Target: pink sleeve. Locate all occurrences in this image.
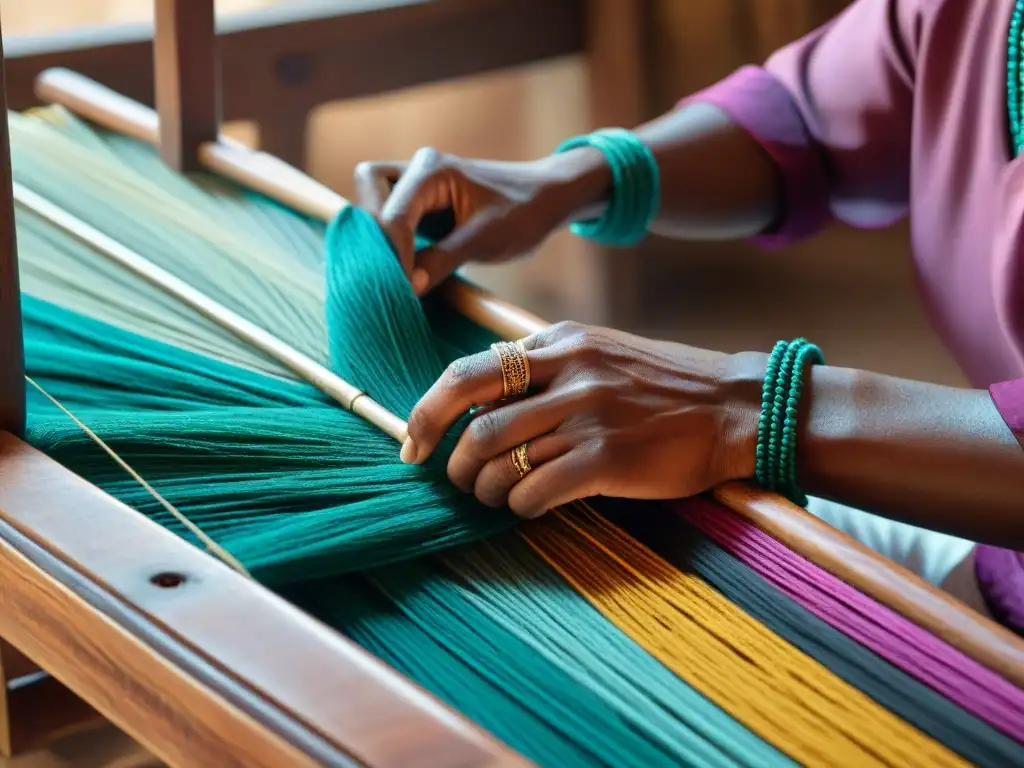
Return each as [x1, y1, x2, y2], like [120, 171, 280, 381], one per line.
[990, 379, 1024, 451]
[685, 0, 925, 247]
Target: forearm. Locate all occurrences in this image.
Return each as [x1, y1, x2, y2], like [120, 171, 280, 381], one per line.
[637, 104, 782, 240]
[544, 103, 782, 241]
[799, 365, 1024, 547]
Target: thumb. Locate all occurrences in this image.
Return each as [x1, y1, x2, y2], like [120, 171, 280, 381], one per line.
[379, 148, 448, 282]
[411, 243, 467, 295]
[413, 208, 510, 295]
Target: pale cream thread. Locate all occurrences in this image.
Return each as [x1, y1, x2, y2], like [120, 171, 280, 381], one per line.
[25, 375, 250, 577]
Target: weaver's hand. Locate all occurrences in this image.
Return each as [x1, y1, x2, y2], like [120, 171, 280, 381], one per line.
[355, 147, 610, 296]
[401, 322, 766, 518]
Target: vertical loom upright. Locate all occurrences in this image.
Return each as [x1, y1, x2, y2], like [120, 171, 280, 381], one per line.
[0, 8, 22, 438]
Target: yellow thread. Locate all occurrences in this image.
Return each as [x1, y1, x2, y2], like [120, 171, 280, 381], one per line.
[521, 504, 968, 768]
[26, 376, 250, 577]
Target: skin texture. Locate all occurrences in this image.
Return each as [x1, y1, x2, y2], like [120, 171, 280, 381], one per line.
[356, 103, 1024, 545]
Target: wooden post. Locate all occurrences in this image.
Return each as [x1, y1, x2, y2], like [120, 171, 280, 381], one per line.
[0, 8, 25, 439]
[585, 0, 650, 328]
[154, 0, 220, 172]
[258, 112, 309, 170]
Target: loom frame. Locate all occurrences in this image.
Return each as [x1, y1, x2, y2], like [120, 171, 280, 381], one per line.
[2, 0, 595, 169]
[3, 0, 648, 328]
[0, 1, 1023, 766]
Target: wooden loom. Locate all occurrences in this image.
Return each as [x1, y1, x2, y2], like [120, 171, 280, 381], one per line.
[0, 2, 1022, 766]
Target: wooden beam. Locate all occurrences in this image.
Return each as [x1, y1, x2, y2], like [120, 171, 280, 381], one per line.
[154, 0, 220, 172]
[257, 111, 309, 171]
[0, 512, 324, 767]
[583, 0, 651, 327]
[0, 432, 523, 767]
[6, 0, 585, 119]
[0, 10, 24, 438]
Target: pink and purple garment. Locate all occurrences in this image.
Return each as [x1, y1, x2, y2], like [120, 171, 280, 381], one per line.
[686, 0, 1024, 628]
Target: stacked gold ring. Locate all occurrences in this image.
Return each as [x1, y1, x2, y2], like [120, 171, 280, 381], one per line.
[510, 443, 532, 479]
[490, 339, 531, 398]
[490, 340, 534, 479]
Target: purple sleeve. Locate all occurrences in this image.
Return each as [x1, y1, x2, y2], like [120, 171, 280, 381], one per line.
[990, 379, 1024, 451]
[975, 380, 1024, 632]
[684, 0, 925, 247]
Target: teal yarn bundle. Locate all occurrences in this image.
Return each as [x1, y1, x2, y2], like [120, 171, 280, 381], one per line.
[24, 208, 518, 584]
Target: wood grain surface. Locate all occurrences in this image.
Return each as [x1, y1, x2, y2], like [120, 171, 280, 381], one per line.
[0, 432, 526, 767]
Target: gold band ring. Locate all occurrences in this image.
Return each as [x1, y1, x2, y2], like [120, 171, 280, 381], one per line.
[491, 339, 531, 398]
[510, 442, 532, 479]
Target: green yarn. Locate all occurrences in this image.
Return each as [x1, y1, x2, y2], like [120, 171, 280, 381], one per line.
[292, 534, 793, 768]
[25, 285, 513, 582]
[15, 108, 795, 766]
[555, 128, 660, 246]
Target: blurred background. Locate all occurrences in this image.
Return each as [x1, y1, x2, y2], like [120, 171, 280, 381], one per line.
[0, 0, 966, 764]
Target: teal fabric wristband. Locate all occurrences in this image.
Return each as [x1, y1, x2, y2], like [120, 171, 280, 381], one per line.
[554, 128, 660, 246]
[754, 338, 823, 507]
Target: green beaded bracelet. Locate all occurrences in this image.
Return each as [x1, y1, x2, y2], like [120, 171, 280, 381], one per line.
[754, 338, 823, 507]
[553, 128, 660, 247]
[755, 341, 787, 488]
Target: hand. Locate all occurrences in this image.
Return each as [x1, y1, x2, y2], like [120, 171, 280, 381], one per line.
[354, 146, 610, 295]
[402, 321, 766, 518]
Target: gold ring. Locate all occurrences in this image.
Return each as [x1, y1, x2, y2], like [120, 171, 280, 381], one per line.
[510, 442, 532, 479]
[491, 339, 531, 398]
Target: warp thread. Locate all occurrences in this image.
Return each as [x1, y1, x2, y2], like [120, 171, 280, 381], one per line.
[614, 498, 1024, 768]
[526, 506, 971, 767]
[679, 499, 1024, 748]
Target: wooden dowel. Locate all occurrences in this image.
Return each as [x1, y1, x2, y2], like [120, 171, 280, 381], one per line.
[12, 183, 407, 444]
[154, 0, 220, 173]
[34, 66, 1024, 684]
[37, 68, 345, 219]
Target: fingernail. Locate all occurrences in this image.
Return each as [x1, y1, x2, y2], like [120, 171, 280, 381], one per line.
[411, 269, 428, 295]
[400, 437, 419, 464]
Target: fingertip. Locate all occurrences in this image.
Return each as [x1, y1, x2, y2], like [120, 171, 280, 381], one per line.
[379, 225, 416, 281]
[400, 437, 419, 464]
[411, 268, 429, 296]
[414, 246, 461, 296]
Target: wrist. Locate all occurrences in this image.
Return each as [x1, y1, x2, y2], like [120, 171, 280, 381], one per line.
[716, 350, 768, 483]
[727, 341, 826, 505]
[536, 147, 612, 226]
[795, 364, 863, 500]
